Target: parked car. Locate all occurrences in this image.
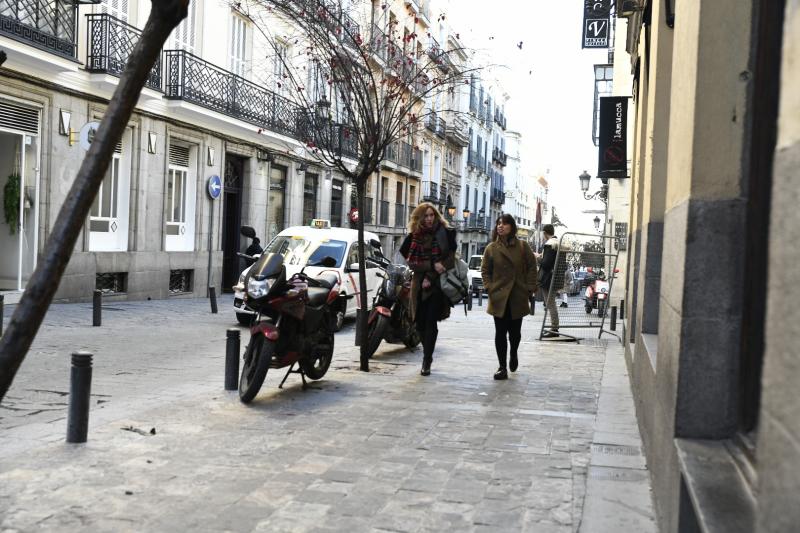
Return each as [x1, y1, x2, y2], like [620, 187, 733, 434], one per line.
[233, 220, 386, 330]
[467, 255, 483, 296]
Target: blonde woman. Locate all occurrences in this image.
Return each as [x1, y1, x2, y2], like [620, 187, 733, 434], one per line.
[481, 214, 538, 379]
[399, 202, 456, 376]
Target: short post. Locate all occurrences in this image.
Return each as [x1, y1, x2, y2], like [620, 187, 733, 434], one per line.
[209, 286, 218, 314]
[620, 299, 625, 320]
[225, 328, 240, 390]
[92, 289, 102, 327]
[0, 293, 4, 337]
[610, 306, 618, 331]
[478, 289, 483, 307]
[66, 351, 93, 443]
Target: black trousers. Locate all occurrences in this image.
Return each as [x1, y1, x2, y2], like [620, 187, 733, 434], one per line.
[416, 289, 443, 362]
[494, 304, 522, 368]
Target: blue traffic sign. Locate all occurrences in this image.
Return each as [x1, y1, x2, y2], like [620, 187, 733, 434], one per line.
[207, 175, 222, 200]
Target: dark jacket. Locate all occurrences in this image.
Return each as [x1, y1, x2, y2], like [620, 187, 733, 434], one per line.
[481, 236, 538, 319]
[539, 236, 567, 295]
[401, 224, 456, 322]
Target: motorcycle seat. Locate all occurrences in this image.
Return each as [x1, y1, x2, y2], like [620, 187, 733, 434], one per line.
[307, 287, 331, 307]
[313, 273, 339, 290]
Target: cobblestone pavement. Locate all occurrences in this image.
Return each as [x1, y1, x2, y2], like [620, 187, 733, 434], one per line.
[0, 297, 655, 532]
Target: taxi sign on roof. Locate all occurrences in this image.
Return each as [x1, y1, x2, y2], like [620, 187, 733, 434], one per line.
[310, 219, 331, 229]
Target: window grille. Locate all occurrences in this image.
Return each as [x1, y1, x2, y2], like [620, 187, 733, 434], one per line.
[96, 272, 127, 294]
[169, 269, 193, 294]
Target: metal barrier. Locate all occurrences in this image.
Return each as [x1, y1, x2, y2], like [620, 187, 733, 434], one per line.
[538, 232, 620, 342]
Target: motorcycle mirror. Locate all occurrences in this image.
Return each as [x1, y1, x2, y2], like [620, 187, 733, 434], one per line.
[240, 226, 256, 239]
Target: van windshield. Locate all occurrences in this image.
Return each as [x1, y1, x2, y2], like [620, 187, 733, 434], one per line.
[264, 236, 348, 267]
[468, 256, 482, 270]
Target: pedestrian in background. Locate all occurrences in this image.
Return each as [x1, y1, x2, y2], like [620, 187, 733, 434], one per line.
[535, 224, 562, 337]
[400, 202, 456, 376]
[481, 214, 538, 380]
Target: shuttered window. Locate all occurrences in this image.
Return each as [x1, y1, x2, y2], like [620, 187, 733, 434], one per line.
[166, 144, 190, 232]
[99, 0, 128, 22]
[0, 100, 39, 135]
[229, 14, 248, 77]
[170, 0, 197, 54]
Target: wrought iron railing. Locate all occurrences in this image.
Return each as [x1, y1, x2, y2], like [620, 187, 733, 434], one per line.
[425, 111, 438, 132]
[492, 147, 507, 166]
[395, 203, 406, 228]
[165, 49, 303, 139]
[86, 14, 161, 91]
[436, 117, 446, 138]
[422, 181, 439, 203]
[379, 200, 389, 226]
[446, 116, 469, 146]
[370, 23, 389, 62]
[1, 0, 78, 59]
[466, 214, 490, 232]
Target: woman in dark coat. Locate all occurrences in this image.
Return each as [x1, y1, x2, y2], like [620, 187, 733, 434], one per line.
[481, 214, 538, 380]
[400, 202, 456, 376]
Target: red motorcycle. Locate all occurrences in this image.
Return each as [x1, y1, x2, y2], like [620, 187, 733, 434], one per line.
[238, 252, 341, 403]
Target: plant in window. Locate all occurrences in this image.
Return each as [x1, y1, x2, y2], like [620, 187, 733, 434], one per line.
[3, 173, 20, 235]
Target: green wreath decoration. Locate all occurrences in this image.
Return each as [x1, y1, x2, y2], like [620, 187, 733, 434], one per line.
[4, 173, 21, 235]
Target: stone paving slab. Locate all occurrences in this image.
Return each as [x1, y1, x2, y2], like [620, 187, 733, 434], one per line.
[1, 297, 654, 531]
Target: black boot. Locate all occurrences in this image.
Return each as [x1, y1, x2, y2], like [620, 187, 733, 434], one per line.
[509, 354, 518, 372]
[421, 357, 432, 376]
[494, 367, 508, 380]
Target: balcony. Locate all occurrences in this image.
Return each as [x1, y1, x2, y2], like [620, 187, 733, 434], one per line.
[86, 14, 161, 91]
[492, 147, 507, 167]
[491, 187, 505, 205]
[494, 109, 507, 130]
[1, 0, 79, 60]
[422, 181, 439, 203]
[436, 117, 446, 139]
[370, 23, 389, 63]
[425, 111, 438, 133]
[466, 214, 490, 233]
[411, 146, 423, 174]
[445, 115, 469, 147]
[395, 203, 406, 228]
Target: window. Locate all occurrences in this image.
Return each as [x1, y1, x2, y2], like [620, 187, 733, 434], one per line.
[395, 182, 403, 204]
[169, 0, 197, 53]
[229, 14, 248, 78]
[265, 236, 348, 268]
[409, 185, 417, 206]
[99, 0, 128, 22]
[90, 130, 131, 252]
[274, 41, 288, 95]
[267, 164, 286, 241]
[303, 173, 318, 225]
[165, 142, 196, 251]
[330, 179, 343, 227]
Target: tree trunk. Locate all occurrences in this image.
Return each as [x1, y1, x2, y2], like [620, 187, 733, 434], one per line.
[0, 0, 189, 403]
[356, 180, 370, 371]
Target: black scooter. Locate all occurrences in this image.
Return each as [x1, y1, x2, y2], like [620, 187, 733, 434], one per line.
[364, 261, 420, 359]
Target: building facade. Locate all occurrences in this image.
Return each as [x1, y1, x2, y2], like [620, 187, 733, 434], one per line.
[618, 0, 798, 531]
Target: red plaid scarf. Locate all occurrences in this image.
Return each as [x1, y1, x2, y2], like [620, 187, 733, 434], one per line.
[406, 223, 442, 269]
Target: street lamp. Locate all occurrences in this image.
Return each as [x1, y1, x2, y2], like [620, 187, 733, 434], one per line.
[578, 170, 608, 204]
[447, 204, 456, 218]
[593, 216, 601, 232]
[462, 208, 470, 220]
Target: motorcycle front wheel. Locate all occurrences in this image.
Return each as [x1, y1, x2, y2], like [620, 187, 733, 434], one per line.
[239, 334, 274, 403]
[301, 329, 334, 380]
[365, 314, 390, 359]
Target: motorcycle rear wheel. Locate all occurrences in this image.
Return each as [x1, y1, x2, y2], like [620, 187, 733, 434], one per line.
[239, 334, 273, 403]
[365, 314, 390, 359]
[301, 330, 334, 380]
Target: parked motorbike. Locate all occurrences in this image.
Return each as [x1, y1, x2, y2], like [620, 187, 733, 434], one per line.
[234, 226, 264, 326]
[364, 262, 420, 359]
[238, 252, 341, 403]
[584, 270, 610, 317]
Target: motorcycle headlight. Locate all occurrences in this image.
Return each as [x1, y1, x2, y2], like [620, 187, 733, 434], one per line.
[385, 279, 396, 295]
[247, 278, 271, 298]
[600, 287, 608, 293]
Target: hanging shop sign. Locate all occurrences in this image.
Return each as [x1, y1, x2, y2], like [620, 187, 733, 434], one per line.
[582, 0, 612, 49]
[597, 96, 630, 179]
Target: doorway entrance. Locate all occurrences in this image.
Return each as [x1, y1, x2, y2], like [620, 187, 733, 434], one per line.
[221, 154, 245, 293]
[0, 100, 40, 294]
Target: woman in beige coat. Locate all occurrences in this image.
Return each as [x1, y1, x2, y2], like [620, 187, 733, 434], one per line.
[481, 214, 538, 379]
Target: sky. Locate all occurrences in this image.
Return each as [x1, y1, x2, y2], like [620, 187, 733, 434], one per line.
[442, 0, 610, 235]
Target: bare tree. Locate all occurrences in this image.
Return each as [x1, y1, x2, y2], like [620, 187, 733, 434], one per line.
[232, 0, 478, 371]
[0, 1, 189, 403]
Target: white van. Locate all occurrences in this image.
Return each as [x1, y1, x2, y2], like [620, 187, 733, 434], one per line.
[467, 255, 483, 296]
[233, 221, 386, 330]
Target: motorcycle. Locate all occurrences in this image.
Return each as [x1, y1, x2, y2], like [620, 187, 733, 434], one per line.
[238, 252, 341, 403]
[364, 262, 420, 359]
[234, 226, 264, 326]
[584, 270, 610, 317]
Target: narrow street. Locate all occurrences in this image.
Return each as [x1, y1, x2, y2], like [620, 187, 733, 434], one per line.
[0, 297, 654, 532]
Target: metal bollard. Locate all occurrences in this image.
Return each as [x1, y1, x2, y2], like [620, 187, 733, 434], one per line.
[225, 328, 240, 390]
[610, 306, 618, 331]
[478, 289, 483, 307]
[620, 299, 625, 321]
[92, 289, 102, 327]
[209, 286, 218, 314]
[67, 351, 93, 443]
[0, 293, 4, 337]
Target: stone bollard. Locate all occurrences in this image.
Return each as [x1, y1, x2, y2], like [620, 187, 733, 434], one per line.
[610, 306, 618, 331]
[92, 289, 102, 327]
[620, 299, 625, 321]
[209, 286, 218, 314]
[478, 289, 483, 307]
[67, 351, 93, 443]
[225, 328, 240, 391]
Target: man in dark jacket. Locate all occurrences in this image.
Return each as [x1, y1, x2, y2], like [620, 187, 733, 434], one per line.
[536, 224, 561, 337]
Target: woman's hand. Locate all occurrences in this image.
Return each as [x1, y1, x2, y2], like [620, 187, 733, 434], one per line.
[422, 278, 432, 290]
[433, 262, 446, 274]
